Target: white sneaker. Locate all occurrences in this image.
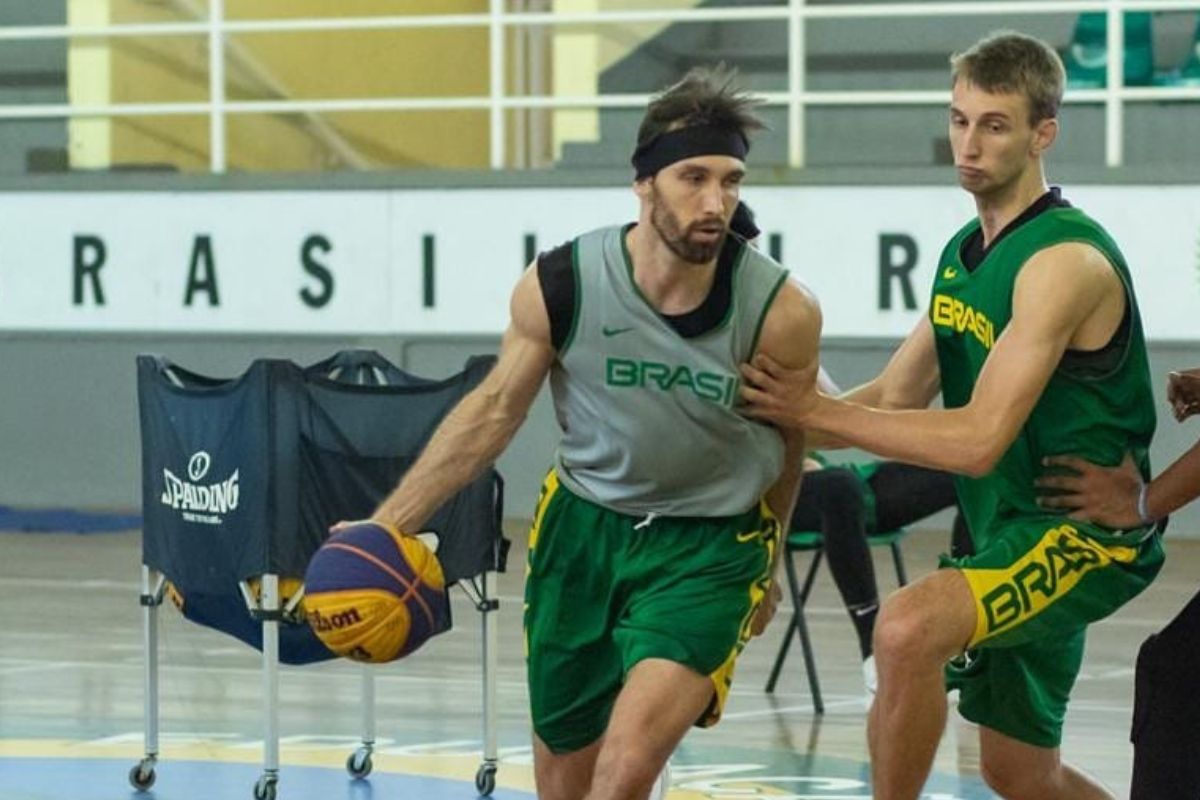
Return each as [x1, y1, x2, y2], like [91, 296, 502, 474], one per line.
[647, 761, 671, 800]
[862, 654, 878, 698]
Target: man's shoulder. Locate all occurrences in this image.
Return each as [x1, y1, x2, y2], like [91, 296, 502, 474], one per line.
[758, 278, 821, 355]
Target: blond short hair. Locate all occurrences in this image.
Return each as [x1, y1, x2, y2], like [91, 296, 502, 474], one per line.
[950, 31, 1065, 124]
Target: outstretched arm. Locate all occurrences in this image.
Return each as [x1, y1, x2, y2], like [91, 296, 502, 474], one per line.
[743, 242, 1123, 476]
[839, 317, 942, 411]
[801, 318, 942, 449]
[371, 265, 556, 532]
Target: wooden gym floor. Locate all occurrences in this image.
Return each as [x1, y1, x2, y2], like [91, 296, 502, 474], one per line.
[1, 521, 1195, 799]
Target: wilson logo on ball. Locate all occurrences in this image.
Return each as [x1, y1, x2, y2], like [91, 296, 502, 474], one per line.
[304, 521, 451, 663]
[307, 607, 363, 632]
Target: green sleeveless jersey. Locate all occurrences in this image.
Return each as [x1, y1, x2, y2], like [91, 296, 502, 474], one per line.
[930, 205, 1155, 545]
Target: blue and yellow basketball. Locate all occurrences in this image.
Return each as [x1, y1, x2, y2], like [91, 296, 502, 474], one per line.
[304, 521, 450, 663]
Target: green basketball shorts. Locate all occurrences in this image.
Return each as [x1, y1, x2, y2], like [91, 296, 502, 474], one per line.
[523, 470, 779, 754]
[941, 517, 1164, 747]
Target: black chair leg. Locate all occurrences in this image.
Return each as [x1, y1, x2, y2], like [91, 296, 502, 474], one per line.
[765, 611, 799, 693]
[796, 550, 825, 714]
[795, 601, 824, 715]
[763, 545, 826, 714]
[766, 548, 808, 693]
[891, 541, 908, 586]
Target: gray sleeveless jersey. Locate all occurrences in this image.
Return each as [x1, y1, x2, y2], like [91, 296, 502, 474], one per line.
[550, 224, 788, 516]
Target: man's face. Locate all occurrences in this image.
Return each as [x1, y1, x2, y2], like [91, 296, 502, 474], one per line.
[948, 79, 1054, 198]
[644, 155, 744, 264]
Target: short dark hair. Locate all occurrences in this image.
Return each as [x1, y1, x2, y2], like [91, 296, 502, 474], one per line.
[636, 64, 765, 149]
[950, 31, 1065, 124]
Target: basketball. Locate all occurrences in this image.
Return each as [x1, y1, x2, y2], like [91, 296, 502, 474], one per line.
[304, 521, 450, 663]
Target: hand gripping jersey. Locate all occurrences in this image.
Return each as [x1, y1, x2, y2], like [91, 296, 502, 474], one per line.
[549, 224, 788, 517]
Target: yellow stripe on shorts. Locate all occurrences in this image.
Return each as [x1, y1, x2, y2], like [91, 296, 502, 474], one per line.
[702, 499, 780, 727]
[523, 470, 562, 660]
[963, 522, 1139, 647]
[527, 470, 561, 559]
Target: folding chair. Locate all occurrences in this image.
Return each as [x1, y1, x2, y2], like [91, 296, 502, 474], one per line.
[764, 528, 909, 714]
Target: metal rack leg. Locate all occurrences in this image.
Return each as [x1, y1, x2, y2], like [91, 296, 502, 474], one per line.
[130, 565, 164, 792]
[346, 665, 376, 778]
[474, 570, 499, 797]
[255, 574, 280, 800]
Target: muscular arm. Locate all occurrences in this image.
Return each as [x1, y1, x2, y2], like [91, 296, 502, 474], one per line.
[372, 265, 556, 531]
[746, 242, 1123, 477]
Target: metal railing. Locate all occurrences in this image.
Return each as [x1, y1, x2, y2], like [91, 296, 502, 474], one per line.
[5, 0, 1200, 171]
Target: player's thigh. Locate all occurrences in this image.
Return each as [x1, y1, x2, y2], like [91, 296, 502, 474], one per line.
[873, 567, 977, 663]
[949, 518, 1163, 649]
[614, 504, 778, 726]
[587, 658, 712, 798]
[604, 658, 713, 758]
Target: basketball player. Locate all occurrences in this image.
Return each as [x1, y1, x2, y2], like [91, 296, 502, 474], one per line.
[367, 66, 820, 800]
[740, 32, 1163, 800]
[1036, 366, 1200, 800]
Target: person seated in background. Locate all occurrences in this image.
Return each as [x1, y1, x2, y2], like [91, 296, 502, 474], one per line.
[792, 448, 968, 694]
[728, 204, 971, 695]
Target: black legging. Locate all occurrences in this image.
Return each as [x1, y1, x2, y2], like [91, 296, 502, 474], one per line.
[789, 462, 965, 610]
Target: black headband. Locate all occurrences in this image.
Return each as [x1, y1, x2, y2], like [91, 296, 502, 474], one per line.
[631, 125, 749, 179]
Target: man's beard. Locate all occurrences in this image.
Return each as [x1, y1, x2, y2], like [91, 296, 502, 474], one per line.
[650, 195, 726, 265]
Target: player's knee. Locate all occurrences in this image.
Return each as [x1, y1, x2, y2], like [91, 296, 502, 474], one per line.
[590, 741, 663, 799]
[533, 737, 600, 800]
[872, 604, 925, 666]
[872, 596, 947, 667]
[979, 755, 1049, 799]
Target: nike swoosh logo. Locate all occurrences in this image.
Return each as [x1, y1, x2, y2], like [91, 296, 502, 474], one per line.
[942, 267, 958, 279]
[602, 326, 634, 337]
[736, 529, 760, 543]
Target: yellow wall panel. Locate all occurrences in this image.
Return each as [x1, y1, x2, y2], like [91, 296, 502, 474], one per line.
[81, 0, 491, 171]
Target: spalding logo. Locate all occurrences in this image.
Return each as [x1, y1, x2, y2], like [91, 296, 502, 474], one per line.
[187, 451, 211, 481]
[160, 450, 240, 524]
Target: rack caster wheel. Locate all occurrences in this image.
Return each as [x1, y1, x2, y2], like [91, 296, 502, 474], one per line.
[253, 774, 277, 800]
[346, 747, 373, 779]
[128, 760, 156, 791]
[474, 762, 497, 796]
